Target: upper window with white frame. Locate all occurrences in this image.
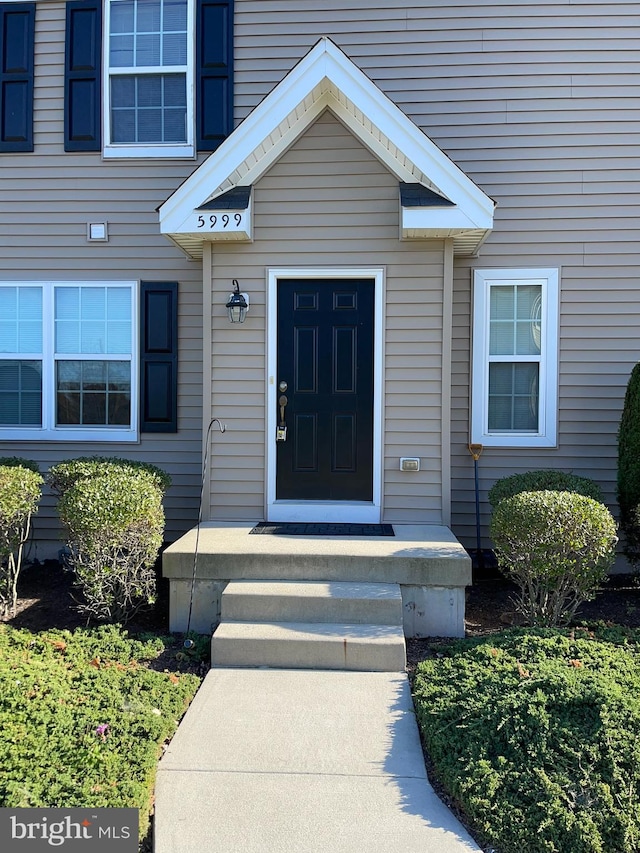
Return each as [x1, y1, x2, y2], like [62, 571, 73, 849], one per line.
[0, 0, 232, 157]
[471, 268, 559, 448]
[104, 0, 194, 158]
[0, 282, 137, 441]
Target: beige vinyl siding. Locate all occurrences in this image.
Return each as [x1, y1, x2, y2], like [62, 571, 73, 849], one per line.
[0, 2, 206, 554]
[6, 0, 635, 547]
[233, 1, 640, 544]
[240, 0, 635, 544]
[432, 5, 639, 547]
[206, 111, 445, 522]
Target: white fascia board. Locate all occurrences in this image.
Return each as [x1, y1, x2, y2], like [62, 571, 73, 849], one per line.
[329, 99, 422, 184]
[182, 229, 251, 242]
[402, 206, 493, 233]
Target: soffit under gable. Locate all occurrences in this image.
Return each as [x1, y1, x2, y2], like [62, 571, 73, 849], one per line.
[202, 84, 444, 205]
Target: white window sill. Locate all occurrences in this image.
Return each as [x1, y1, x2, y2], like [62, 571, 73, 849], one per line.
[0, 428, 138, 443]
[471, 431, 557, 449]
[103, 144, 195, 160]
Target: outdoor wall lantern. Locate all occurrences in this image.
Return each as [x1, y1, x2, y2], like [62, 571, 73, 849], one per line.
[225, 279, 250, 323]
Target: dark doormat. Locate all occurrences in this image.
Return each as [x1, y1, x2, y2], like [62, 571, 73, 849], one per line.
[250, 522, 395, 537]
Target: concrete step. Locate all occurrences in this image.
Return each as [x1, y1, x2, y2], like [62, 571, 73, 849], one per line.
[211, 621, 407, 672]
[220, 580, 403, 625]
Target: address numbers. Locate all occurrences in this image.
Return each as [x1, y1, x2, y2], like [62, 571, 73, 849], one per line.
[197, 214, 243, 229]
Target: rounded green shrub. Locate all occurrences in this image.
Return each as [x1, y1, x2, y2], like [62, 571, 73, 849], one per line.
[0, 456, 41, 474]
[48, 456, 171, 497]
[58, 469, 165, 623]
[490, 490, 617, 627]
[488, 469, 604, 509]
[617, 362, 640, 564]
[0, 463, 43, 616]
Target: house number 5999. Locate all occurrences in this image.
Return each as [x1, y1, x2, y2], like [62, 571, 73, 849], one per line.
[197, 214, 243, 229]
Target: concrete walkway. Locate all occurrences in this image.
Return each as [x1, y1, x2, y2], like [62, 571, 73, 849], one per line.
[154, 668, 482, 852]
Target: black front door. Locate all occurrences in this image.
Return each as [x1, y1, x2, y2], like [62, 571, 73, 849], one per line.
[276, 279, 374, 501]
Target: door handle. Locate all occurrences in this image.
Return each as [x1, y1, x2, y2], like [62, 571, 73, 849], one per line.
[279, 394, 288, 425]
[276, 393, 288, 442]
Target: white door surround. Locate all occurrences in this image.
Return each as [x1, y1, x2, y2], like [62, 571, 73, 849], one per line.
[266, 267, 385, 523]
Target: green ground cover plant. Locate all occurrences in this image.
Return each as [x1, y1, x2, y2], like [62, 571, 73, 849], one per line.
[0, 457, 41, 474]
[0, 624, 201, 841]
[412, 628, 640, 853]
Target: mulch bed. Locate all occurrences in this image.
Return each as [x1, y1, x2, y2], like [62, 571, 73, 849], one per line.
[7, 559, 640, 656]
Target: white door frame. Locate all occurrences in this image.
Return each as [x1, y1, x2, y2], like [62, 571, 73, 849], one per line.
[266, 267, 384, 523]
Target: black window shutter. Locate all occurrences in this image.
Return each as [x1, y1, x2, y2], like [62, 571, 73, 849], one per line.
[64, 0, 102, 151]
[140, 282, 179, 433]
[196, 0, 233, 151]
[0, 3, 35, 152]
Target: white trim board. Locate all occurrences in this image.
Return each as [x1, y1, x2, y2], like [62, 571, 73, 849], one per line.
[266, 267, 384, 524]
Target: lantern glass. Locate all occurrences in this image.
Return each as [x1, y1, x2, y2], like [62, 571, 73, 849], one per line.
[225, 283, 249, 323]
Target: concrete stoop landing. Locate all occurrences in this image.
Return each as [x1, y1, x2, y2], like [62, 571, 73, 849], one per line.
[163, 523, 472, 650]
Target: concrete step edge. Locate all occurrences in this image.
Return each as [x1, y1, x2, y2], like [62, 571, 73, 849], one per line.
[220, 581, 403, 625]
[212, 621, 406, 639]
[211, 621, 407, 672]
[221, 580, 402, 597]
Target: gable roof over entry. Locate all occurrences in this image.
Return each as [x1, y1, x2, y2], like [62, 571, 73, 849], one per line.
[159, 38, 495, 258]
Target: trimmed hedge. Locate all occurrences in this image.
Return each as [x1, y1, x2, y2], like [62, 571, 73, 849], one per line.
[0, 457, 41, 474]
[617, 362, 640, 565]
[490, 490, 617, 627]
[56, 464, 166, 624]
[488, 469, 604, 509]
[0, 463, 43, 617]
[48, 456, 171, 497]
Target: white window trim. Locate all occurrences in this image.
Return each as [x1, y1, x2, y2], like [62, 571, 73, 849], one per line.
[102, 0, 196, 159]
[0, 281, 138, 442]
[471, 267, 559, 449]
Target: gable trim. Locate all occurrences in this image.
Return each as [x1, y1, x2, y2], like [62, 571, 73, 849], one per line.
[159, 38, 494, 257]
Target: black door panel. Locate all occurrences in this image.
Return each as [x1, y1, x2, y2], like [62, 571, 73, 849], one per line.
[276, 279, 374, 501]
